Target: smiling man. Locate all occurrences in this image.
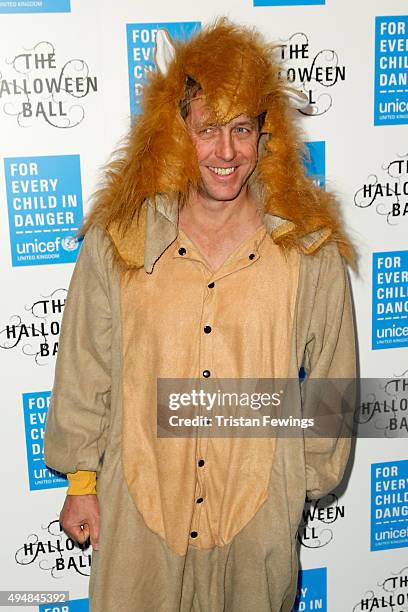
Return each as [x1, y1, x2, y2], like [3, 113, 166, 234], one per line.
[44, 19, 357, 612]
[179, 94, 264, 271]
[186, 100, 259, 200]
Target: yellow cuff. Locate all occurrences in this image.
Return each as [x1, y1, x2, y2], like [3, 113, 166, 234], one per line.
[67, 470, 97, 495]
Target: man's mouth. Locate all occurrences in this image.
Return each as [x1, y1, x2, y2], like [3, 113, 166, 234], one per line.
[208, 166, 237, 176]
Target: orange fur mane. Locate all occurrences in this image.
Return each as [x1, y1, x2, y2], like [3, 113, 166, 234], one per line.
[81, 18, 355, 266]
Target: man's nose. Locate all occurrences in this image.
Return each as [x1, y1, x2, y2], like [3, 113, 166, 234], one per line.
[215, 129, 236, 161]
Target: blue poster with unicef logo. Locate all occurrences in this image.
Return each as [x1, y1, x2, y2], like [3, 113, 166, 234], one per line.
[23, 391, 67, 491]
[0, 0, 70, 12]
[371, 460, 408, 551]
[304, 141, 325, 189]
[374, 16, 408, 126]
[4, 155, 83, 267]
[372, 251, 408, 350]
[39, 598, 88, 612]
[293, 567, 327, 612]
[254, 0, 324, 5]
[126, 21, 201, 117]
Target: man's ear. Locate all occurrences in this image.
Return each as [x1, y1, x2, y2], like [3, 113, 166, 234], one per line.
[154, 29, 176, 76]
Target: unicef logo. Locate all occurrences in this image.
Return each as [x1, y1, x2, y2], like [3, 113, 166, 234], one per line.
[61, 236, 79, 252]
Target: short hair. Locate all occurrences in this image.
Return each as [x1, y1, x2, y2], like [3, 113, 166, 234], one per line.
[179, 74, 266, 131]
[179, 75, 202, 120]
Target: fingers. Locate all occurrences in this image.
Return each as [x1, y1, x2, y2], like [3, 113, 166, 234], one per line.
[68, 523, 90, 545]
[59, 495, 100, 549]
[89, 514, 100, 550]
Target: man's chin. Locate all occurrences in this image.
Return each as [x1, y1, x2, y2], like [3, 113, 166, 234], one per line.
[198, 184, 245, 203]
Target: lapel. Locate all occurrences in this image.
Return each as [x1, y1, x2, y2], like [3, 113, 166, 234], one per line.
[107, 193, 331, 273]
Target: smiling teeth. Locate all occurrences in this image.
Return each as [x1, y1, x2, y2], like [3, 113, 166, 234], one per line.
[209, 166, 236, 176]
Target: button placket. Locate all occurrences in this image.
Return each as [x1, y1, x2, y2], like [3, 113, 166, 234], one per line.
[184, 227, 266, 546]
[191, 444, 209, 542]
[191, 462, 207, 531]
[183, 226, 268, 547]
[175, 231, 217, 545]
[206, 228, 267, 285]
[196, 383, 211, 539]
[210, 252, 261, 285]
[175, 230, 219, 270]
[193, 437, 210, 540]
[191, 270, 216, 543]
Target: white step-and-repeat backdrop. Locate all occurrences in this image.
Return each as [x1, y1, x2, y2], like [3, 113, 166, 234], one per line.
[0, 0, 407, 610]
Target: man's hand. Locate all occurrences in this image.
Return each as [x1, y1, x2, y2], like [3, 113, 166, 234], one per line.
[59, 494, 100, 550]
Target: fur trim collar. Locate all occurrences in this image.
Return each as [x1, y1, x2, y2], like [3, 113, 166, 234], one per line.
[106, 194, 336, 274]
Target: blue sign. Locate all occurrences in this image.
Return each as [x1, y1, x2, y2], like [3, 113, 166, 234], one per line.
[126, 21, 201, 116]
[5, 155, 83, 267]
[293, 567, 327, 612]
[374, 16, 408, 126]
[371, 460, 408, 551]
[372, 251, 408, 350]
[304, 141, 325, 189]
[23, 391, 67, 491]
[254, 0, 324, 5]
[39, 598, 88, 612]
[0, 0, 70, 12]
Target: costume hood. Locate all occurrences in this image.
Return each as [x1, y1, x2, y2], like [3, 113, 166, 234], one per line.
[82, 18, 355, 268]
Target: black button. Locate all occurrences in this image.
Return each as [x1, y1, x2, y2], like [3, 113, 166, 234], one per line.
[198, 459, 205, 467]
[208, 282, 215, 288]
[190, 531, 198, 538]
[196, 497, 204, 504]
[202, 370, 211, 378]
[204, 325, 212, 334]
[249, 253, 255, 260]
[178, 247, 186, 255]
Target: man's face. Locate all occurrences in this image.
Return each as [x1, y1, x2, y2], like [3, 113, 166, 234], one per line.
[185, 96, 260, 204]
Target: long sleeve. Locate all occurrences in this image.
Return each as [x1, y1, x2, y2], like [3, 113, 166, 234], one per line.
[67, 470, 97, 495]
[44, 225, 113, 478]
[301, 243, 357, 500]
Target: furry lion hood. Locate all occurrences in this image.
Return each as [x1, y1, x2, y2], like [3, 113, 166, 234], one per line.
[81, 18, 355, 267]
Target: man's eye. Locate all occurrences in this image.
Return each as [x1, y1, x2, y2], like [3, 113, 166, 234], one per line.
[201, 126, 215, 135]
[235, 126, 251, 134]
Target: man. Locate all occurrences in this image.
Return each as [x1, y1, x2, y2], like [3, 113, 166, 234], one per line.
[44, 19, 356, 612]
